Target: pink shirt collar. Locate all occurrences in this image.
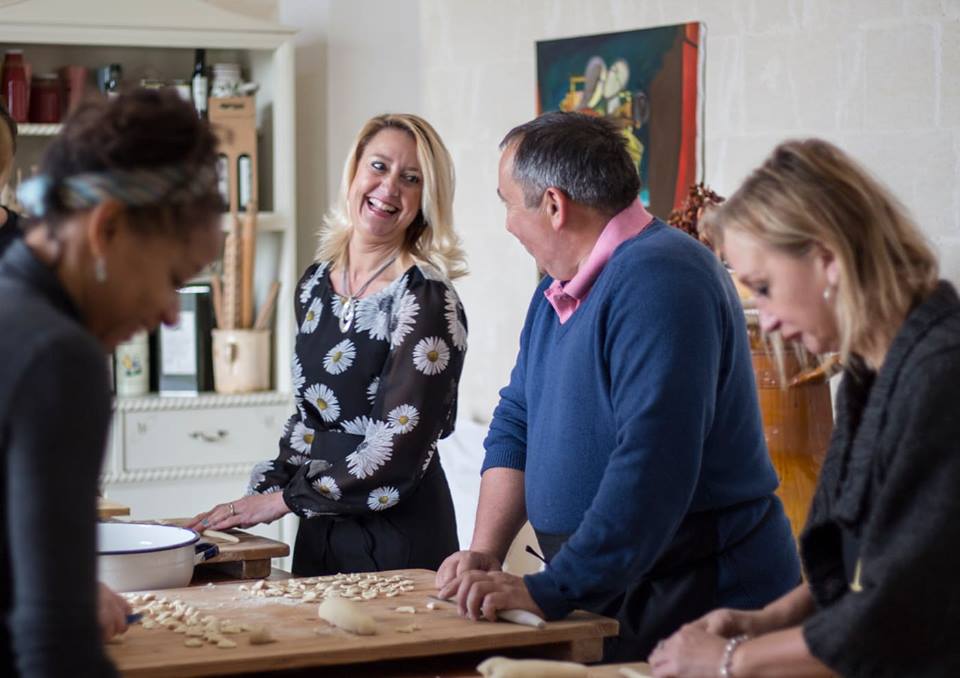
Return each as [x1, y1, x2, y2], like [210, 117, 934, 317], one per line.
[544, 199, 654, 323]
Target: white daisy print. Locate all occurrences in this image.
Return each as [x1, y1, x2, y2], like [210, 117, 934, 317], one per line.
[331, 293, 346, 319]
[300, 297, 323, 334]
[290, 421, 316, 454]
[312, 475, 342, 501]
[260, 485, 282, 494]
[367, 486, 400, 511]
[444, 288, 467, 351]
[286, 453, 310, 466]
[341, 415, 372, 436]
[291, 354, 305, 394]
[421, 441, 438, 473]
[323, 339, 356, 375]
[299, 262, 328, 305]
[366, 376, 380, 405]
[346, 419, 395, 479]
[355, 294, 393, 342]
[389, 283, 420, 348]
[388, 404, 420, 434]
[412, 336, 451, 375]
[245, 460, 274, 494]
[304, 383, 341, 422]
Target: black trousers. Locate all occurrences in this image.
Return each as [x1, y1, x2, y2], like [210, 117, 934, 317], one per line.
[292, 459, 459, 576]
[536, 499, 784, 663]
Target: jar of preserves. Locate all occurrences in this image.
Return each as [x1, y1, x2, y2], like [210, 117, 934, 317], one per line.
[28, 73, 61, 123]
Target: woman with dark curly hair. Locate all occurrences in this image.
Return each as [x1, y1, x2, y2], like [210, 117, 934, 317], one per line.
[0, 89, 223, 677]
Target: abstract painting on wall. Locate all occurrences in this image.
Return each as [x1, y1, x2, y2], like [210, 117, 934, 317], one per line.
[536, 23, 703, 219]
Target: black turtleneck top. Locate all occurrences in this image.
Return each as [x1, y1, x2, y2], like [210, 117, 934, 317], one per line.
[0, 239, 117, 677]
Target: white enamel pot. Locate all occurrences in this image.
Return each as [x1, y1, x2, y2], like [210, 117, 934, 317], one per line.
[97, 522, 220, 592]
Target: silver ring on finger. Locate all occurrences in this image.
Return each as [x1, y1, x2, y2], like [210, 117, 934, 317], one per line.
[228, 502, 236, 516]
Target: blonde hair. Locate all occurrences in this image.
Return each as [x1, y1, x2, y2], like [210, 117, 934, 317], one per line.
[702, 138, 938, 364]
[317, 113, 467, 279]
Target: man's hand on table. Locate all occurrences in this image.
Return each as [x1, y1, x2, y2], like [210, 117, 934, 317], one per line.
[435, 549, 502, 590]
[438, 569, 545, 623]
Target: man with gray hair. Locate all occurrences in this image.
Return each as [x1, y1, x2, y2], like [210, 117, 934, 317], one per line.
[437, 112, 800, 661]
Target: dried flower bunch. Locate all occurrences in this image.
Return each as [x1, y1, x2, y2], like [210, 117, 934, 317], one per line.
[666, 182, 725, 247]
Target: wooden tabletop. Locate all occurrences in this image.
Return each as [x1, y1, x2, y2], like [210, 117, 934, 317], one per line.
[98, 498, 131, 519]
[108, 569, 618, 677]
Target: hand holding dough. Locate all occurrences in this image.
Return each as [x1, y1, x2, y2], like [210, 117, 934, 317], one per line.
[317, 597, 377, 635]
[476, 656, 587, 678]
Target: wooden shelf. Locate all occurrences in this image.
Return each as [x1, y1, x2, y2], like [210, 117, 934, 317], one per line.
[17, 122, 63, 136]
[220, 210, 287, 233]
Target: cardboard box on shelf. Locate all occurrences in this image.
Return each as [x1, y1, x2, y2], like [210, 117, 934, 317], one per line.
[209, 95, 258, 214]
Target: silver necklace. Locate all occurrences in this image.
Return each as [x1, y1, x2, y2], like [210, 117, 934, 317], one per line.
[338, 250, 400, 333]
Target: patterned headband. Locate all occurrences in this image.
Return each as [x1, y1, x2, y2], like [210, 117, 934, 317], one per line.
[17, 164, 219, 218]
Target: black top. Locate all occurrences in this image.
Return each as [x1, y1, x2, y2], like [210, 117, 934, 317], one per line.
[248, 260, 467, 518]
[0, 240, 117, 677]
[801, 281, 960, 676]
[0, 207, 22, 258]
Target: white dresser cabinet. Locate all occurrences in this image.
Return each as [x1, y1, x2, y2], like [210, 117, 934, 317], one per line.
[0, 0, 301, 562]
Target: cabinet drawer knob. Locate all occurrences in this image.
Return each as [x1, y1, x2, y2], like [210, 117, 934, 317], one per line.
[189, 430, 229, 443]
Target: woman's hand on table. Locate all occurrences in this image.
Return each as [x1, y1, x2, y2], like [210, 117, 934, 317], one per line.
[98, 583, 132, 641]
[186, 493, 290, 531]
[688, 607, 764, 637]
[437, 569, 544, 623]
[648, 623, 727, 678]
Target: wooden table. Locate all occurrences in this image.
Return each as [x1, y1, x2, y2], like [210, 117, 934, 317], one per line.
[108, 569, 618, 677]
[98, 498, 131, 519]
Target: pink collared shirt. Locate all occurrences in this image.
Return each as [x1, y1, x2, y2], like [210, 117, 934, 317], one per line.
[544, 199, 655, 323]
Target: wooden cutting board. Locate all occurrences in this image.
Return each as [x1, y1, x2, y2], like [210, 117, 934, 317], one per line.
[107, 569, 618, 677]
[160, 519, 290, 579]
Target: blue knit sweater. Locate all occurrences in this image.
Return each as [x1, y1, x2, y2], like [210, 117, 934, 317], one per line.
[483, 220, 800, 619]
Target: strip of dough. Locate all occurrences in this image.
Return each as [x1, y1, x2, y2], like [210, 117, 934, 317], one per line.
[476, 656, 587, 678]
[317, 597, 377, 635]
[203, 529, 240, 544]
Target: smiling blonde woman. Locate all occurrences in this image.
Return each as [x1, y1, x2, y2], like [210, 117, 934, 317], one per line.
[190, 113, 469, 578]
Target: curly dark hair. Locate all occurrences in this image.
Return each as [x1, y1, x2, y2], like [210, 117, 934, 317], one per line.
[37, 88, 222, 238]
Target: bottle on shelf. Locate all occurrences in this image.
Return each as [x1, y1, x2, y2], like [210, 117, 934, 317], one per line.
[237, 153, 252, 212]
[115, 331, 150, 397]
[216, 153, 229, 210]
[1, 49, 29, 123]
[102, 63, 122, 98]
[191, 48, 208, 119]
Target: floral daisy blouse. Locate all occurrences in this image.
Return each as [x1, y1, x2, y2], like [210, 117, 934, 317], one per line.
[246, 259, 467, 517]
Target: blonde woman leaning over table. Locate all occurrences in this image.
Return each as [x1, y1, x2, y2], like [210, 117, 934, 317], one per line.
[0, 90, 223, 677]
[189, 114, 468, 576]
[649, 138, 960, 677]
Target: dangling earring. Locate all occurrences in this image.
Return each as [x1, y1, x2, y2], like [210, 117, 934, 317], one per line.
[823, 284, 835, 302]
[94, 257, 108, 283]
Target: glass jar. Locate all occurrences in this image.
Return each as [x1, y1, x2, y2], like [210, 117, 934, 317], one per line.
[115, 331, 150, 397]
[28, 73, 61, 123]
[1, 50, 28, 123]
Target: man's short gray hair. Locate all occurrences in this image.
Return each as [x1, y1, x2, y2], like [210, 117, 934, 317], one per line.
[500, 111, 640, 216]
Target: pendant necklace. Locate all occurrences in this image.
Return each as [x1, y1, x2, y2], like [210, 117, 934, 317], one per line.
[339, 249, 400, 333]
